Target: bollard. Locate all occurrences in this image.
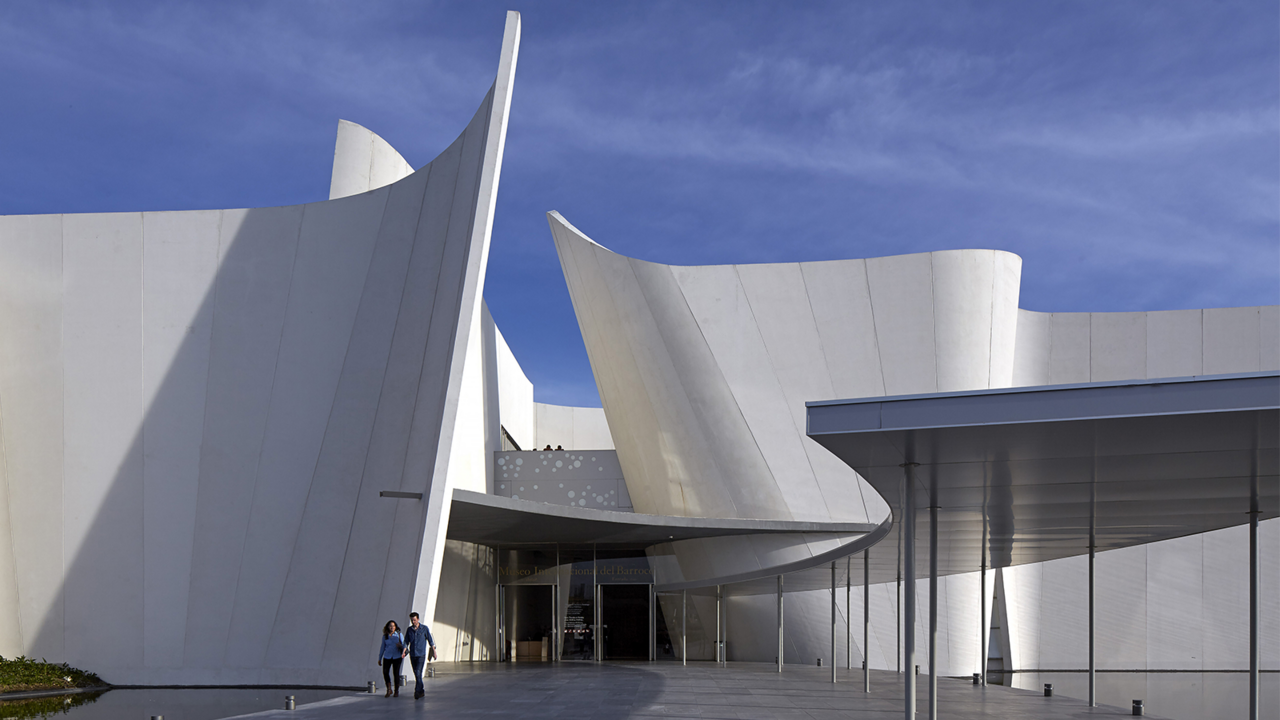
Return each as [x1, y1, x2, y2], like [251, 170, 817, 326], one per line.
[1132, 699, 1144, 716]
[151, 716, 163, 720]
[1044, 684, 1052, 697]
[914, 664, 919, 675]
[367, 681, 376, 694]
[428, 666, 436, 678]
[816, 658, 822, 667]
[285, 695, 295, 710]
[972, 673, 980, 685]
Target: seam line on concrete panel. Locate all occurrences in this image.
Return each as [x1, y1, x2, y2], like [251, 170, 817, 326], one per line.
[0, 356, 23, 653]
[314, 157, 438, 661]
[57, 213, 66, 659]
[220, 204, 308, 668]
[262, 187, 398, 666]
[986, 254, 995, 390]
[729, 264, 809, 518]
[928, 253, 939, 394]
[381, 92, 486, 636]
[859, 258, 890, 402]
[183, 208, 224, 663]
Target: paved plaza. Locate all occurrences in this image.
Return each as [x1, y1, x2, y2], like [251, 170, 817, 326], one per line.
[222, 662, 1166, 720]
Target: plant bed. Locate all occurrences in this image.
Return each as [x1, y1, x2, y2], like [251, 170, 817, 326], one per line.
[0, 657, 104, 694]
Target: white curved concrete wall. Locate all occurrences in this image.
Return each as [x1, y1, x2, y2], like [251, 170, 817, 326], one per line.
[329, 120, 416, 200]
[1004, 304, 1280, 690]
[0, 11, 521, 685]
[533, 403, 614, 450]
[549, 211, 1023, 675]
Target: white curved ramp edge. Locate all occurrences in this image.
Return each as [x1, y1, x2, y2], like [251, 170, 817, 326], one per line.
[329, 120, 415, 200]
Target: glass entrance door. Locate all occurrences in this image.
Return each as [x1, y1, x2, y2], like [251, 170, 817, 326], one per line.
[502, 584, 555, 662]
[597, 584, 651, 660]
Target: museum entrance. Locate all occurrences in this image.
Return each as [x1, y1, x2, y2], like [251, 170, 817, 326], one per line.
[501, 584, 556, 662]
[598, 584, 650, 660]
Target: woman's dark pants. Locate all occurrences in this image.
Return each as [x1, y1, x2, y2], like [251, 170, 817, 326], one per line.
[382, 657, 403, 692]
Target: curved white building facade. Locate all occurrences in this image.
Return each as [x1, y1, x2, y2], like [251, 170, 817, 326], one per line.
[0, 15, 1273, 713]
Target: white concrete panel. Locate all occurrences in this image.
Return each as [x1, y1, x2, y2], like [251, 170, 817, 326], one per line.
[0, 214, 65, 659]
[185, 204, 304, 668]
[931, 250, 995, 393]
[224, 188, 388, 668]
[490, 311, 534, 450]
[1034, 555, 1087, 670]
[1094, 544, 1148, 669]
[987, 252, 1023, 389]
[570, 407, 613, 449]
[1146, 309, 1202, 379]
[736, 262, 838, 521]
[799, 259, 885, 400]
[1048, 313, 1091, 384]
[1145, 533, 1203, 670]
[1089, 312, 1146, 382]
[61, 211, 145, 674]
[865, 252, 937, 396]
[1201, 523, 1250, 669]
[1261, 306, 1279, 371]
[663, 261, 790, 519]
[329, 120, 414, 200]
[1012, 310, 1051, 387]
[286, 140, 460, 670]
[534, 403, 573, 450]
[1203, 306, 1261, 375]
[140, 209, 220, 667]
[291, 165, 435, 678]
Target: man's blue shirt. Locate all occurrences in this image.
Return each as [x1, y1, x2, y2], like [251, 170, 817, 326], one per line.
[404, 623, 434, 657]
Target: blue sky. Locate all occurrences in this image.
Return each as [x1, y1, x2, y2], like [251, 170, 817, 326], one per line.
[2, 1, 1276, 406]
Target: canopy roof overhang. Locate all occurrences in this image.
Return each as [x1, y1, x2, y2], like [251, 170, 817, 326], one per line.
[447, 489, 879, 548]
[801, 372, 1278, 589]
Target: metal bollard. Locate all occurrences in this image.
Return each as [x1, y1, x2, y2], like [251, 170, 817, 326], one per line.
[151, 716, 163, 720]
[285, 695, 295, 710]
[914, 664, 919, 675]
[399, 674, 406, 687]
[367, 681, 376, 693]
[1044, 684, 1052, 697]
[972, 673, 980, 685]
[1132, 699, 1144, 716]
[816, 658, 822, 667]
[428, 666, 436, 678]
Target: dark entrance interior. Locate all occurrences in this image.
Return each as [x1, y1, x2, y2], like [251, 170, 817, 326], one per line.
[505, 584, 553, 661]
[600, 584, 649, 660]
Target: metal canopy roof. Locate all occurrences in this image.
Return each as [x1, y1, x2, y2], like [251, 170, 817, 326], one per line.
[803, 372, 1279, 589]
[447, 489, 879, 548]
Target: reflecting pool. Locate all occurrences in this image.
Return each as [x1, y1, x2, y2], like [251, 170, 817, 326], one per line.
[0, 687, 354, 720]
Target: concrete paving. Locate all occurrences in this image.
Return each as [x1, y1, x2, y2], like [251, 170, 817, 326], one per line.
[219, 662, 1167, 720]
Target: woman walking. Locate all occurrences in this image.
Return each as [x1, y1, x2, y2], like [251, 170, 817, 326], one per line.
[378, 620, 405, 697]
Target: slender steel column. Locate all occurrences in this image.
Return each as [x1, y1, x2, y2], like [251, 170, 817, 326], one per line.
[1088, 544, 1096, 706]
[777, 574, 785, 672]
[979, 559, 987, 686]
[980, 510, 988, 686]
[682, 589, 687, 667]
[831, 561, 838, 683]
[496, 545, 502, 663]
[716, 584, 723, 666]
[864, 549, 871, 693]
[896, 572, 901, 674]
[650, 584, 656, 662]
[928, 503, 938, 720]
[847, 556, 853, 674]
[902, 463, 918, 720]
[1249, 505, 1259, 720]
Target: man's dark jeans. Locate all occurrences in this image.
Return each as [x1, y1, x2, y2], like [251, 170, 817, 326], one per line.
[410, 655, 426, 697]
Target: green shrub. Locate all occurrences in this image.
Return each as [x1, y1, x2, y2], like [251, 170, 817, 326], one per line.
[0, 656, 104, 693]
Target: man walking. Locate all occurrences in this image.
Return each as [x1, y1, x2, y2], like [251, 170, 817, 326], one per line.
[402, 612, 436, 699]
